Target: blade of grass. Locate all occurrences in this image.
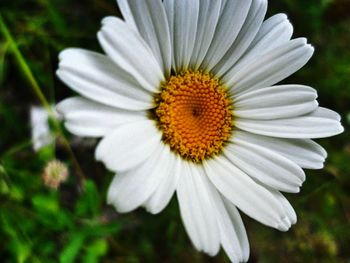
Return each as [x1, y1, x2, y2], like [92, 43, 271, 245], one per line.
[0, 14, 86, 187]
[0, 40, 9, 85]
[0, 14, 51, 111]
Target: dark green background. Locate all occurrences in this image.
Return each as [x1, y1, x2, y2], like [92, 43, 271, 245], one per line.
[0, 0, 349, 262]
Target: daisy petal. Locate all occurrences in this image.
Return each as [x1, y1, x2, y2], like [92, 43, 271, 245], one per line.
[30, 106, 54, 151]
[189, 0, 222, 69]
[205, 183, 248, 262]
[95, 120, 162, 173]
[235, 107, 344, 139]
[268, 190, 297, 225]
[222, 196, 250, 262]
[107, 144, 171, 213]
[204, 157, 289, 230]
[57, 48, 153, 110]
[251, 14, 293, 46]
[201, 0, 252, 71]
[97, 17, 164, 93]
[233, 130, 327, 169]
[310, 106, 341, 121]
[226, 139, 305, 193]
[56, 97, 146, 137]
[229, 13, 294, 75]
[214, 0, 267, 77]
[225, 38, 314, 94]
[164, 0, 200, 71]
[144, 151, 181, 214]
[117, 0, 171, 76]
[234, 85, 318, 120]
[177, 163, 220, 256]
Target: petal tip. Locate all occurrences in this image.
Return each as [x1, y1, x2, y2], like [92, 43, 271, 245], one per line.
[101, 16, 118, 26]
[276, 216, 292, 232]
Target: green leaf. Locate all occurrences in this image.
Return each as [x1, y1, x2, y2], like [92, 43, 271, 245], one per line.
[16, 241, 31, 263]
[1, 213, 31, 263]
[0, 178, 9, 194]
[81, 222, 121, 237]
[75, 180, 100, 217]
[32, 194, 59, 214]
[0, 165, 10, 194]
[9, 185, 24, 201]
[37, 144, 56, 162]
[82, 239, 108, 263]
[59, 233, 85, 263]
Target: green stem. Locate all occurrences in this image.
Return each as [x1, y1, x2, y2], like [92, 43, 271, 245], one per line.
[0, 14, 85, 186]
[0, 14, 51, 112]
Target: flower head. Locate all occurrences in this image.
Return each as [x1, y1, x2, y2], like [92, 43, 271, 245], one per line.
[42, 160, 69, 189]
[56, 0, 343, 262]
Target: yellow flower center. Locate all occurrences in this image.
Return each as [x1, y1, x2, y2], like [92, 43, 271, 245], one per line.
[153, 71, 233, 163]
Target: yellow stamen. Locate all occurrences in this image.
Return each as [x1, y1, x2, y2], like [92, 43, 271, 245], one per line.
[153, 71, 233, 163]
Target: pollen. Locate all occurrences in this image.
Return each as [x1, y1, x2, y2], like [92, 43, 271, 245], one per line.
[154, 71, 234, 163]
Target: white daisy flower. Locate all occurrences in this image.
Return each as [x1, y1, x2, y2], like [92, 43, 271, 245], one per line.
[56, 0, 344, 262]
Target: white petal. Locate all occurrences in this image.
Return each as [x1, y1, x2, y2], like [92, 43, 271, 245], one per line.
[95, 120, 162, 173]
[189, 0, 222, 69]
[204, 182, 249, 262]
[107, 144, 171, 213]
[201, 0, 252, 71]
[144, 151, 181, 214]
[219, 0, 228, 13]
[226, 139, 305, 193]
[229, 13, 294, 75]
[185, 0, 221, 70]
[30, 106, 54, 151]
[204, 157, 289, 230]
[268, 190, 297, 226]
[310, 106, 341, 121]
[117, 0, 172, 76]
[176, 164, 201, 251]
[235, 107, 344, 139]
[56, 97, 146, 137]
[176, 163, 220, 256]
[251, 14, 293, 47]
[225, 38, 314, 95]
[97, 17, 164, 93]
[233, 130, 327, 169]
[213, 0, 267, 77]
[233, 85, 318, 120]
[164, 0, 199, 71]
[57, 48, 153, 110]
[222, 196, 250, 262]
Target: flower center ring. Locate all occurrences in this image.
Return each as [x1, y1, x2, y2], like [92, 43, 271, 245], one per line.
[153, 71, 234, 163]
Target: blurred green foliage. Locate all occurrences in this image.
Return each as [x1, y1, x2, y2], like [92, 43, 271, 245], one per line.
[0, 0, 349, 262]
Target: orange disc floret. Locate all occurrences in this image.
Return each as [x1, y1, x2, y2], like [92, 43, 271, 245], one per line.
[154, 71, 233, 163]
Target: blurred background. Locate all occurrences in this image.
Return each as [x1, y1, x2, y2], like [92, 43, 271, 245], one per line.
[0, 0, 349, 262]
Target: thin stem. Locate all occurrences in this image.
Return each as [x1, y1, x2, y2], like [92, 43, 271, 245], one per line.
[0, 14, 51, 111]
[0, 14, 86, 186]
